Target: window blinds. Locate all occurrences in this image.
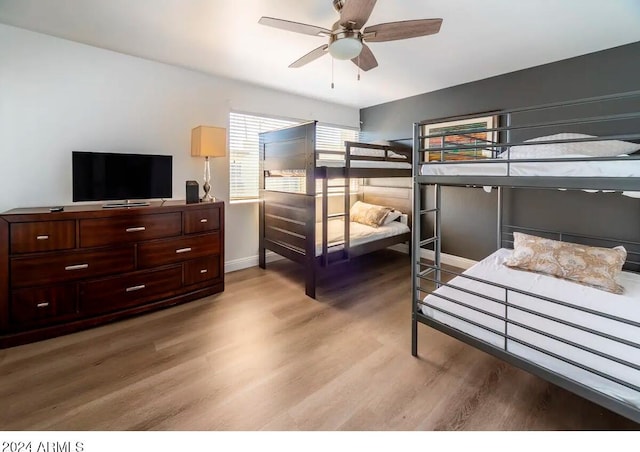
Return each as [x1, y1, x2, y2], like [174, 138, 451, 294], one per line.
[229, 112, 359, 200]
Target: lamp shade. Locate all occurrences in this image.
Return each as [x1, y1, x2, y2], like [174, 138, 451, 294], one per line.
[191, 126, 226, 158]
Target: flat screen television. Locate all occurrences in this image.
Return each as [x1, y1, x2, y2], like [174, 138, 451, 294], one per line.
[72, 151, 172, 207]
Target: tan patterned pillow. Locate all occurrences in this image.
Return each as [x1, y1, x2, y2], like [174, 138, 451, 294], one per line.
[505, 232, 627, 294]
[349, 201, 391, 228]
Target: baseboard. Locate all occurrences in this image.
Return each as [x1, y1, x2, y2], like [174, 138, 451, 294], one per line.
[420, 249, 477, 270]
[389, 243, 410, 254]
[224, 251, 284, 273]
[388, 243, 477, 270]
[226, 246, 477, 273]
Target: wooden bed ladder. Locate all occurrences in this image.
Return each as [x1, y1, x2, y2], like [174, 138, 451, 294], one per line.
[320, 176, 351, 267]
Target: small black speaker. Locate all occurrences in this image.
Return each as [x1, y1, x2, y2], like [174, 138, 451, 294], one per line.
[186, 180, 199, 204]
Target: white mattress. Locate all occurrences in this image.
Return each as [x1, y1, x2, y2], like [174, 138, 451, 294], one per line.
[421, 248, 640, 410]
[319, 159, 410, 169]
[420, 154, 640, 178]
[315, 219, 409, 256]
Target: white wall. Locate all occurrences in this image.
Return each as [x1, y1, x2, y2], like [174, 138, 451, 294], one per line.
[0, 24, 359, 270]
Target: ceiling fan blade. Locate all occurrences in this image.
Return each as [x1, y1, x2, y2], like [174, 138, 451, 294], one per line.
[339, 0, 377, 29]
[258, 16, 331, 37]
[289, 44, 329, 68]
[363, 18, 442, 42]
[351, 43, 378, 71]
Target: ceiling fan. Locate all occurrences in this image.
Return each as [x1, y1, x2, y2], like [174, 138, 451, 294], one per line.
[258, 0, 443, 72]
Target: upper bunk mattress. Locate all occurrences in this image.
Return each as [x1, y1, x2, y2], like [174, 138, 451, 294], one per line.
[420, 155, 640, 177]
[320, 160, 411, 169]
[420, 248, 640, 410]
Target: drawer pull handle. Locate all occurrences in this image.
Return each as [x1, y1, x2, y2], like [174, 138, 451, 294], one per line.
[36, 235, 50, 240]
[126, 284, 146, 293]
[200, 269, 208, 274]
[65, 263, 88, 271]
[126, 227, 146, 233]
[36, 302, 50, 308]
[200, 219, 208, 223]
[176, 247, 192, 254]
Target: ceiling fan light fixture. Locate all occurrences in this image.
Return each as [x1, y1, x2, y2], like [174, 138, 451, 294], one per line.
[328, 31, 363, 60]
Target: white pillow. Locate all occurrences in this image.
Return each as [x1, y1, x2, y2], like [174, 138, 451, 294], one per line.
[499, 133, 640, 159]
[372, 139, 411, 159]
[382, 209, 403, 225]
[350, 147, 384, 158]
[350, 148, 408, 159]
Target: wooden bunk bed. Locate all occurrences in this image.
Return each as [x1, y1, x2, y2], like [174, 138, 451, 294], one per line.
[411, 90, 640, 423]
[259, 121, 412, 298]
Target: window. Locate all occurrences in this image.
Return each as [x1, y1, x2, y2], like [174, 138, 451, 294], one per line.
[229, 112, 359, 201]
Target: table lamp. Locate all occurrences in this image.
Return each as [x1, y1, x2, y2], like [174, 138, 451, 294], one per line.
[191, 126, 226, 202]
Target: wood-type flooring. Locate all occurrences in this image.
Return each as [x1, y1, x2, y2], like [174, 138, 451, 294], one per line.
[0, 250, 636, 430]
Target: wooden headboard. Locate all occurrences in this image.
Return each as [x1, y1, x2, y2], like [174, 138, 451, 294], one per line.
[361, 185, 412, 225]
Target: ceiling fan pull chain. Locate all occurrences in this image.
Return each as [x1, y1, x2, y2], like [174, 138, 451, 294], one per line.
[331, 57, 335, 89]
[357, 55, 361, 81]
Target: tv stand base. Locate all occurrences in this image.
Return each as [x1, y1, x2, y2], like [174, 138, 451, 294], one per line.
[102, 201, 150, 208]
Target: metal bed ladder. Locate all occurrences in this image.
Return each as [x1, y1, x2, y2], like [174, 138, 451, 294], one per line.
[411, 120, 443, 357]
[411, 182, 442, 356]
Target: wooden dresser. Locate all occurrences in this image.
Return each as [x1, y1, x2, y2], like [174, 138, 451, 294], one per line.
[0, 201, 224, 348]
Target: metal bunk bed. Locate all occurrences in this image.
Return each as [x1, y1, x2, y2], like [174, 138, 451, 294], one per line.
[259, 121, 412, 298]
[411, 90, 640, 423]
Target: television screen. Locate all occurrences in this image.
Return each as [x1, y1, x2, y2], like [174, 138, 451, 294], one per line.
[72, 151, 172, 202]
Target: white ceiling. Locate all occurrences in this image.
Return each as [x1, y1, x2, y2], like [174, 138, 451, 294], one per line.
[1, 0, 639, 108]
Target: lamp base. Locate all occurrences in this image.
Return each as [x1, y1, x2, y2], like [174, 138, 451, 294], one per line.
[201, 195, 216, 203]
[200, 157, 216, 202]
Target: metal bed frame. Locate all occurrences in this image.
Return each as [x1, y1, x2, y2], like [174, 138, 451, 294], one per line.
[410, 90, 640, 423]
[258, 121, 412, 299]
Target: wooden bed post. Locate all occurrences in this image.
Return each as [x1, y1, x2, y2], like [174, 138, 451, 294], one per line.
[306, 123, 317, 298]
[305, 181, 317, 299]
[305, 266, 316, 299]
[259, 197, 266, 269]
[259, 137, 266, 269]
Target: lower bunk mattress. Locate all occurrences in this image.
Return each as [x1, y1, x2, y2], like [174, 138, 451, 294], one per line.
[420, 248, 640, 410]
[315, 219, 409, 256]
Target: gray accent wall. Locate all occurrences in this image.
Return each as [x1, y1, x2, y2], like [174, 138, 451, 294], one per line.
[360, 41, 640, 260]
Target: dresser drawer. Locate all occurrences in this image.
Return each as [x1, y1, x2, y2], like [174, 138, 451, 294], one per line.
[79, 212, 181, 248]
[11, 246, 135, 288]
[11, 284, 76, 326]
[184, 255, 221, 286]
[137, 233, 220, 269]
[183, 208, 220, 234]
[79, 266, 183, 315]
[10, 221, 75, 254]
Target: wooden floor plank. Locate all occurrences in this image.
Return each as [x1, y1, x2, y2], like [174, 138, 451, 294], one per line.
[0, 250, 636, 430]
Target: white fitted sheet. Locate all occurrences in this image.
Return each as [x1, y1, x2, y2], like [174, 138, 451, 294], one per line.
[421, 248, 640, 409]
[265, 160, 410, 177]
[420, 154, 640, 178]
[319, 159, 410, 169]
[315, 219, 409, 256]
